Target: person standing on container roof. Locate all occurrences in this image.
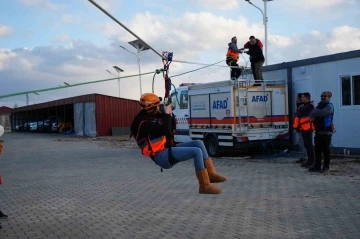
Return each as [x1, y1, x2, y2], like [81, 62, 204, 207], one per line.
[309, 91, 335, 173]
[243, 36, 265, 85]
[296, 93, 316, 168]
[226, 36, 243, 81]
[293, 93, 307, 163]
[130, 93, 227, 194]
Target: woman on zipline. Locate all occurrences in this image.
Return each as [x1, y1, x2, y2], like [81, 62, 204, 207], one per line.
[130, 93, 227, 194]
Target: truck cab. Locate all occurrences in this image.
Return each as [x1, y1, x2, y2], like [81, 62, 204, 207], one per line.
[170, 83, 195, 143]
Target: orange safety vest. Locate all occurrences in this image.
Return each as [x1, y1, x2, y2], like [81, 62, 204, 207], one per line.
[293, 116, 300, 129]
[293, 103, 315, 131]
[226, 49, 239, 61]
[298, 117, 314, 131]
[292, 104, 303, 129]
[135, 120, 167, 157]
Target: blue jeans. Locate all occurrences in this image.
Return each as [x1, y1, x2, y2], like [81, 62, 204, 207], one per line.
[153, 140, 209, 170]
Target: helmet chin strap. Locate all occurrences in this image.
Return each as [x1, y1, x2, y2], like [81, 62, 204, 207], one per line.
[145, 105, 159, 114]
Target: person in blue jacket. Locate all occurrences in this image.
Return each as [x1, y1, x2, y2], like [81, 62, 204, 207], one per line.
[308, 91, 335, 173]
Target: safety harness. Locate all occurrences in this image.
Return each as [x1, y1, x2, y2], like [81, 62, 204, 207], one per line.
[159, 51, 179, 171]
[140, 51, 179, 172]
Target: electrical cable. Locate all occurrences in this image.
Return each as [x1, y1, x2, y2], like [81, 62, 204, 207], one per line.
[0, 71, 156, 99]
[0, 57, 247, 100]
[170, 60, 225, 78]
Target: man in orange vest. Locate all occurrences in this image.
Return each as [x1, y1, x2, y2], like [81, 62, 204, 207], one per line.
[293, 93, 307, 163]
[226, 36, 243, 80]
[295, 93, 315, 168]
[130, 93, 227, 194]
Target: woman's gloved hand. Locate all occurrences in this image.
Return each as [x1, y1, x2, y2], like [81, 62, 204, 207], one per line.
[164, 105, 172, 115]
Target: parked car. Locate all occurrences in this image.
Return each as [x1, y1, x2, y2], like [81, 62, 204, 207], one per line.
[23, 122, 30, 132]
[38, 120, 50, 132]
[29, 121, 43, 132]
[15, 124, 23, 131]
[51, 118, 63, 133]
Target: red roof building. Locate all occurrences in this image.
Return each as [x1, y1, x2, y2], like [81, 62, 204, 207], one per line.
[0, 106, 12, 114]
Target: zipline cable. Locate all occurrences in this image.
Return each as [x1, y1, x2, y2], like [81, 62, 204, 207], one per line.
[88, 0, 164, 59]
[88, 0, 251, 70]
[170, 60, 225, 78]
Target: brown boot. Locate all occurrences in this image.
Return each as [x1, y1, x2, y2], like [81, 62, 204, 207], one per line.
[204, 158, 227, 183]
[195, 168, 222, 194]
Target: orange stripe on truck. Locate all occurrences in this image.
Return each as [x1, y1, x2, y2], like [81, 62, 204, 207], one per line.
[188, 115, 289, 124]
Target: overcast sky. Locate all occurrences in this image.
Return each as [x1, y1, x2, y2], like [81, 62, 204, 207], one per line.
[1, 0, 359, 108]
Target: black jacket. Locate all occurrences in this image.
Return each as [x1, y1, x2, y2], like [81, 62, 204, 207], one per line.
[130, 110, 176, 147]
[296, 101, 314, 118]
[244, 39, 265, 63]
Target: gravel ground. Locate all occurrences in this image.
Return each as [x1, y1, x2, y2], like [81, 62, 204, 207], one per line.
[1, 132, 360, 239]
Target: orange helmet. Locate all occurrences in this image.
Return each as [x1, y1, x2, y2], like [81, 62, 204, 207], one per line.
[139, 93, 161, 110]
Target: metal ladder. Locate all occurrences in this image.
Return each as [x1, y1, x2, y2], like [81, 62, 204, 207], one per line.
[229, 65, 254, 133]
[237, 80, 249, 133]
[233, 66, 251, 133]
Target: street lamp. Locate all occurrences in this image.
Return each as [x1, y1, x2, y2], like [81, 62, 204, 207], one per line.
[60, 82, 70, 97]
[119, 39, 150, 97]
[106, 66, 124, 97]
[33, 92, 39, 104]
[245, 0, 273, 66]
[113, 66, 124, 98]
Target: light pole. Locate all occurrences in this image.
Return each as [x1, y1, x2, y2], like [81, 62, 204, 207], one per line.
[120, 39, 150, 97]
[58, 84, 69, 97]
[63, 82, 70, 97]
[113, 66, 124, 98]
[106, 66, 124, 98]
[33, 92, 39, 104]
[106, 70, 118, 97]
[245, 0, 272, 66]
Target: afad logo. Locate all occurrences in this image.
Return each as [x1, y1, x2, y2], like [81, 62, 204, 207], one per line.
[213, 98, 228, 109]
[252, 94, 269, 102]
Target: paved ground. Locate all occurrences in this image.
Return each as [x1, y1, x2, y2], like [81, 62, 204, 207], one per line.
[0, 132, 360, 239]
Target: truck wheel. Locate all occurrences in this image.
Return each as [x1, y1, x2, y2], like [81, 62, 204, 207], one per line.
[205, 134, 219, 157]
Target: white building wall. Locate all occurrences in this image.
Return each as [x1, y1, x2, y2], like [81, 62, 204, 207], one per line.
[292, 57, 360, 149]
[262, 69, 287, 82]
[263, 57, 360, 149]
[0, 114, 11, 129]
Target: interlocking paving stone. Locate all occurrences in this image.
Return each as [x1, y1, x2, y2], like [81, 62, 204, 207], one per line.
[0, 132, 360, 238]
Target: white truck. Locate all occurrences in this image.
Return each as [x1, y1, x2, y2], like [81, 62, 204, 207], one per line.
[170, 79, 290, 156]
